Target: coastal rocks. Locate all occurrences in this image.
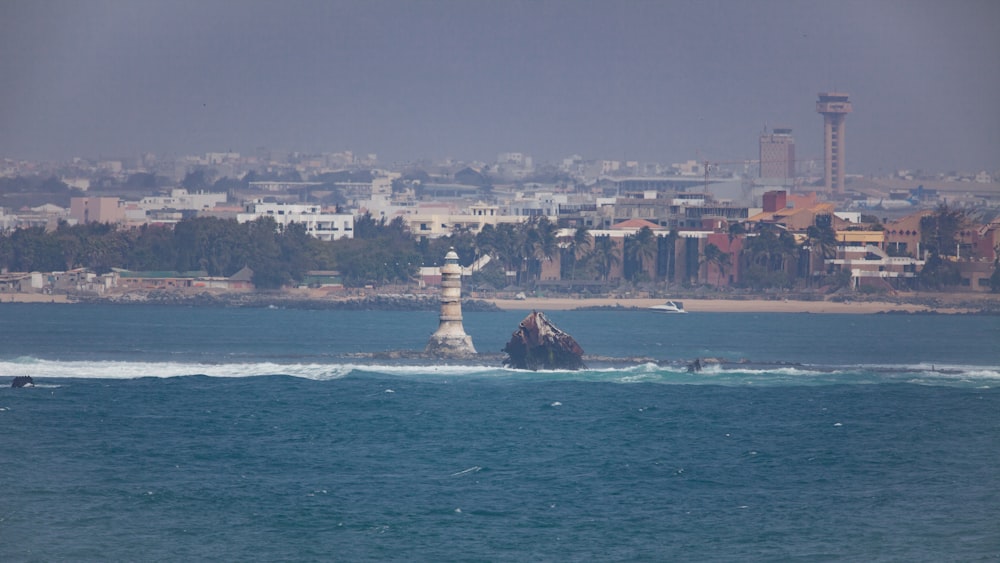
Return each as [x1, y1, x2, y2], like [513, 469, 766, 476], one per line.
[11, 376, 34, 388]
[685, 358, 723, 372]
[502, 311, 585, 370]
[75, 291, 501, 312]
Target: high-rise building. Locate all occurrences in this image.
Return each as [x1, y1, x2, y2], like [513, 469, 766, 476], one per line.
[816, 92, 852, 193]
[70, 197, 124, 225]
[759, 127, 796, 180]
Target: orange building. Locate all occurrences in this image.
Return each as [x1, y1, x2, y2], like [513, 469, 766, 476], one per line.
[70, 197, 124, 225]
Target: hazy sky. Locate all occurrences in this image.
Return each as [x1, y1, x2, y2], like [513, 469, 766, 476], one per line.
[1, 0, 998, 174]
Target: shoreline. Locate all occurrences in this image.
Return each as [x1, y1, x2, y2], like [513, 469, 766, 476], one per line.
[2, 290, 997, 314]
[486, 297, 986, 314]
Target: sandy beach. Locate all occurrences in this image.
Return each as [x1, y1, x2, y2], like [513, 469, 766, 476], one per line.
[1, 290, 994, 314]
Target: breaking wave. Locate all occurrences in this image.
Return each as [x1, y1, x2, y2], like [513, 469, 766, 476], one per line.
[1, 356, 997, 388]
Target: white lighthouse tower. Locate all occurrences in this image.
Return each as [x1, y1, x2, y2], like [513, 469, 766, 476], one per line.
[425, 248, 477, 357]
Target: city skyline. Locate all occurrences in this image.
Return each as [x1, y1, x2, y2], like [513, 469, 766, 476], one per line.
[1, 0, 998, 175]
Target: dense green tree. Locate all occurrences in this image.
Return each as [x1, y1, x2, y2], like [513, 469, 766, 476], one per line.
[123, 173, 159, 191]
[244, 217, 286, 289]
[804, 222, 838, 281]
[128, 224, 177, 271]
[350, 214, 411, 249]
[739, 224, 797, 290]
[333, 237, 420, 287]
[212, 176, 246, 193]
[470, 261, 507, 290]
[0, 175, 81, 207]
[3, 227, 65, 272]
[181, 170, 210, 191]
[419, 225, 476, 267]
[918, 205, 969, 289]
[59, 223, 131, 274]
[918, 252, 961, 290]
[476, 222, 527, 286]
[920, 204, 967, 257]
[728, 221, 746, 242]
[173, 216, 246, 275]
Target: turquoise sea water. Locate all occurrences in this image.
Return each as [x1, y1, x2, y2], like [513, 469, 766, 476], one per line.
[1, 304, 998, 560]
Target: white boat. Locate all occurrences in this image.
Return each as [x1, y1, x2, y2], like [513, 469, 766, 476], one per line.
[648, 300, 687, 314]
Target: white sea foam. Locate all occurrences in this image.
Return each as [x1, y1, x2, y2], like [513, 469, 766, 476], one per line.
[450, 466, 482, 477]
[619, 373, 667, 383]
[0, 358, 355, 380]
[703, 365, 842, 378]
[857, 362, 1000, 384]
[350, 364, 499, 377]
[2, 356, 996, 387]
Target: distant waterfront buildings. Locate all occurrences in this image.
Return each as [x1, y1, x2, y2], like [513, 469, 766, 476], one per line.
[137, 189, 227, 214]
[759, 127, 796, 181]
[816, 92, 852, 194]
[70, 197, 124, 225]
[236, 201, 354, 241]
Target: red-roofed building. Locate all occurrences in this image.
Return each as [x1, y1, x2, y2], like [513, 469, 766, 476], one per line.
[609, 218, 662, 231]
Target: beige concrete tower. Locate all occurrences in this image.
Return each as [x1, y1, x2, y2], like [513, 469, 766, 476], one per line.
[759, 127, 796, 180]
[425, 248, 476, 357]
[816, 92, 852, 193]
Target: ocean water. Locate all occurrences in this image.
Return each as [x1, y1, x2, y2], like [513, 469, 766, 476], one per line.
[1, 304, 998, 561]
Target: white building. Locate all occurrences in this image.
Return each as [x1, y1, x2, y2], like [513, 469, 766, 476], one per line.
[506, 192, 567, 217]
[138, 189, 228, 212]
[237, 201, 354, 241]
[0, 207, 15, 231]
[401, 202, 526, 238]
[497, 152, 532, 168]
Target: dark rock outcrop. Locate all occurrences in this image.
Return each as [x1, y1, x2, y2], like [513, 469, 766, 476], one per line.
[11, 376, 34, 388]
[502, 311, 585, 370]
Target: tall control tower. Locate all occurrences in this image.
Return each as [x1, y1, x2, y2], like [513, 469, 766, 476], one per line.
[816, 92, 852, 193]
[425, 248, 476, 358]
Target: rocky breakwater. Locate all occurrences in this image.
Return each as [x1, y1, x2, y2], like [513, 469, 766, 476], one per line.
[76, 291, 500, 311]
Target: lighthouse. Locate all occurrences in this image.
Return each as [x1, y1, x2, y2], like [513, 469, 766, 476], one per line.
[425, 248, 477, 358]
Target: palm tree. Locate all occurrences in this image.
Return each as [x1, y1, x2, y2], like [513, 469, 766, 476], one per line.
[474, 222, 524, 286]
[728, 221, 746, 244]
[716, 252, 732, 287]
[569, 226, 592, 280]
[805, 223, 837, 279]
[740, 224, 797, 289]
[920, 204, 968, 257]
[624, 226, 657, 282]
[917, 205, 969, 289]
[658, 230, 679, 288]
[524, 216, 558, 284]
[702, 243, 731, 287]
[591, 235, 621, 283]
